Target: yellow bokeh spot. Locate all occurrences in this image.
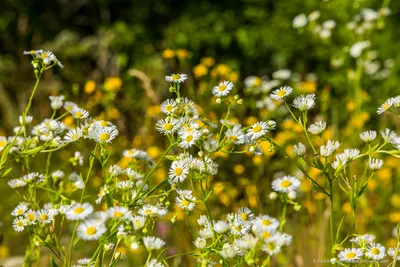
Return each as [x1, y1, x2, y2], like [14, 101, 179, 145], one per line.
[233, 164, 245, 175]
[162, 49, 175, 59]
[104, 77, 122, 92]
[84, 80, 96, 94]
[342, 202, 352, 214]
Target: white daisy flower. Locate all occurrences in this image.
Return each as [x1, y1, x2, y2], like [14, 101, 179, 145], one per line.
[143, 236, 165, 251]
[271, 175, 301, 193]
[19, 115, 33, 125]
[156, 118, 179, 135]
[0, 136, 8, 151]
[176, 190, 196, 211]
[24, 49, 64, 68]
[252, 215, 280, 233]
[387, 247, 400, 261]
[293, 142, 306, 156]
[13, 217, 27, 232]
[381, 128, 399, 144]
[179, 130, 201, 149]
[212, 81, 234, 97]
[194, 237, 207, 249]
[234, 234, 259, 251]
[360, 130, 377, 142]
[66, 203, 94, 221]
[49, 95, 65, 110]
[107, 206, 131, 220]
[77, 220, 106, 240]
[160, 99, 177, 115]
[63, 101, 78, 112]
[366, 243, 386, 260]
[91, 127, 119, 143]
[262, 236, 283, 256]
[338, 248, 364, 262]
[70, 107, 89, 119]
[131, 215, 146, 230]
[377, 98, 394, 114]
[246, 121, 269, 140]
[11, 203, 29, 217]
[350, 234, 376, 246]
[368, 158, 384, 170]
[24, 209, 38, 225]
[138, 204, 159, 217]
[225, 124, 245, 145]
[219, 243, 238, 258]
[293, 14, 308, 28]
[320, 140, 341, 157]
[65, 128, 83, 143]
[37, 209, 53, 224]
[270, 86, 293, 100]
[292, 94, 316, 111]
[236, 207, 254, 222]
[165, 73, 188, 83]
[308, 121, 326, 135]
[213, 220, 230, 234]
[169, 160, 189, 183]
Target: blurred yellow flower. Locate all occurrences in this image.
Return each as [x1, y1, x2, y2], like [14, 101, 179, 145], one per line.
[299, 81, 317, 93]
[377, 168, 391, 183]
[201, 57, 215, 67]
[216, 64, 231, 76]
[342, 202, 352, 214]
[0, 245, 9, 259]
[162, 49, 175, 59]
[146, 105, 161, 117]
[389, 212, 400, 222]
[229, 72, 239, 83]
[193, 64, 208, 78]
[346, 101, 355, 111]
[391, 194, 400, 208]
[244, 116, 258, 126]
[84, 80, 96, 94]
[104, 77, 122, 92]
[175, 49, 189, 59]
[107, 107, 120, 120]
[252, 155, 263, 165]
[147, 146, 161, 159]
[63, 116, 75, 128]
[233, 164, 245, 175]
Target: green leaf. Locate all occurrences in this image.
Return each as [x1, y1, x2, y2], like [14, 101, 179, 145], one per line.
[335, 216, 345, 243]
[356, 183, 368, 198]
[0, 167, 12, 178]
[50, 255, 59, 267]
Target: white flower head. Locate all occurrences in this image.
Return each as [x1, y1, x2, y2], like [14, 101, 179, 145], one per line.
[293, 14, 308, 28]
[246, 121, 269, 140]
[49, 95, 65, 110]
[143, 236, 165, 251]
[66, 203, 94, 221]
[360, 130, 377, 142]
[293, 142, 306, 156]
[271, 175, 301, 193]
[165, 73, 187, 83]
[368, 158, 384, 171]
[212, 81, 234, 97]
[366, 243, 386, 260]
[292, 94, 316, 111]
[338, 248, 364, 262]
[308, 121, 326, 135]
[270, 86, 293, 100]
[77, 220, 106, 240]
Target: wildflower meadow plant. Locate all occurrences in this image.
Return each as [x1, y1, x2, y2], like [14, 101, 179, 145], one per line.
[1, 47, 399, 267]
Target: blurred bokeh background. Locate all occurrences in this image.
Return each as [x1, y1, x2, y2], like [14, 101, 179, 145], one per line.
[1, 0, 400, 266]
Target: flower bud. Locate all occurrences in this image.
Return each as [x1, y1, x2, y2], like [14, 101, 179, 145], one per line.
[269, 192, 278, 200]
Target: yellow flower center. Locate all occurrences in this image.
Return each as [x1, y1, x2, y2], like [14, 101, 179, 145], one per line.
[17, 209, 24, 215]
[252, 125, 262, 133]
[171, 74, 181, 80]
[0, 140, 7, 148]
[135, 221, 142, 227]
[218, 85, 227, 92]
[17, 221, 24, 227]
[229, 135, 238, 141]
[163, 123, 173, 131]
[174, 167, 183, 176]
[114, 211, 123, 218]
[262, 232, 271, 239]
[241, 213, 248, 221]
[99, 133, 110, 141]
[100, 121, 109, 127]
[71, 134, 78, 140]
[383, 103, 391, 110]
[280, 180, 292, 188]
[166, 105, 173, 112]
[27, 213, 35, 221]
[185, 135, 193, 142]
[346, 252, 356, 259]
[40, 214, 48, 221]
[86, 226, 97, 236]
[74, 207, 84, 214]
[277, 90, 287, 97]
[40, 53, 48, 58]
[75, 112, 82, 118]
[144, 209, 152, 215]
[266, 242, 275, 250]
[262, 219, 271, 226]
[181, 199, 190, 207]
[371, 248, 380, 255]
